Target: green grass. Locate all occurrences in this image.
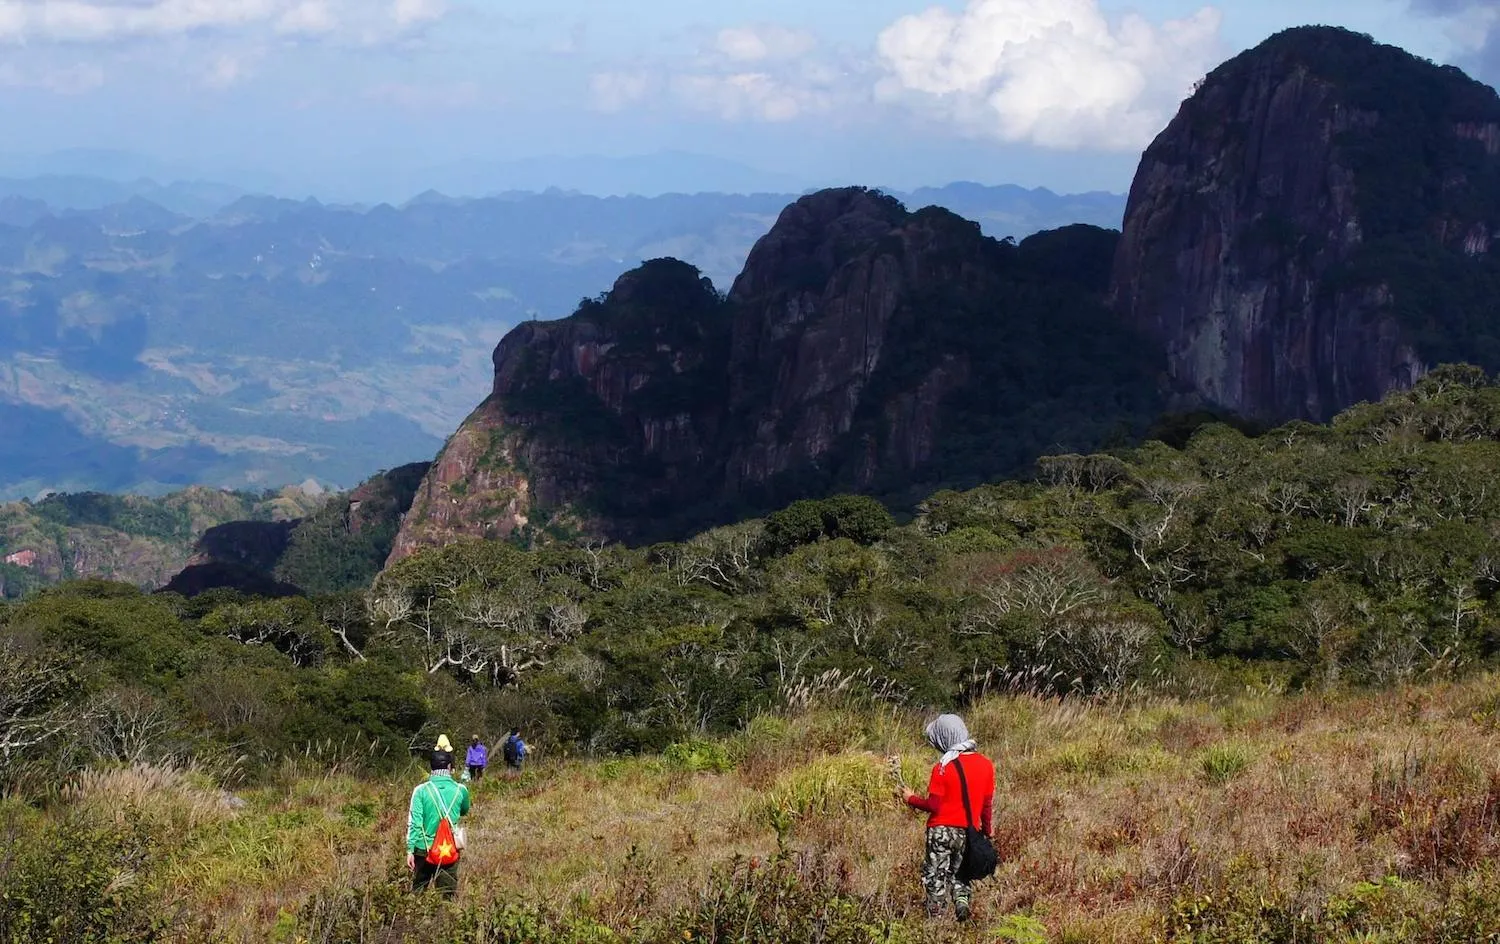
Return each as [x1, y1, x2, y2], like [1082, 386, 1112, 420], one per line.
[1198, 743, 1254, 784]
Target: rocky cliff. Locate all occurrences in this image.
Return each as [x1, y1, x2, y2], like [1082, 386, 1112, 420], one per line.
[1112, 26, 1500, 422]
[390, 189, 1163, 559]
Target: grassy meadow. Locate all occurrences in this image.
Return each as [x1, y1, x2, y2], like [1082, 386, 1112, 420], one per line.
[9, 676, 1500, 943]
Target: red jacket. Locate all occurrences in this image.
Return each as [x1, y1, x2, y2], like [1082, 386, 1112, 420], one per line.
[905, 752, 994, 833]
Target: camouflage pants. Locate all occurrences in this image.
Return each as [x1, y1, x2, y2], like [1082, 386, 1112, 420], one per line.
[412, 854, 459, 898]
[922, 826, 972, 916]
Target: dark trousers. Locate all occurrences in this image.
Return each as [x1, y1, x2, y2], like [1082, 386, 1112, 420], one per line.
[467, 764, 484, 779]
[411, 852, 459, 897]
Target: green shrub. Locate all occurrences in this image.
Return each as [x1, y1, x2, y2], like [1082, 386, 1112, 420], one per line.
[741, 714, 792, 745]
[994, 913, 1050, 943]
[1199, 744, 1253, 785]
[763, 495, 894, 553]
[0, 812, 173, 943]
[662, 739, 735, 774]
[291, 853, 912, 943]
[340, 800, 378, 828]
[1166, 869, 1500, 943]
[1048, 740, 1170, 779]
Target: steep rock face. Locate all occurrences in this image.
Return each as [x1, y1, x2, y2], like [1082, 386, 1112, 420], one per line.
[385, 404, 544, 562]
[1112, 26, 1500, 422]
[391, 260, 729, 559]
[390, 189, 1163, 560]
[724, 190, 978, 489]
[343, 461, 430, 537]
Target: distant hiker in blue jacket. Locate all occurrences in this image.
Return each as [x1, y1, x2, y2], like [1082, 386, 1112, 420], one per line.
[503, 727, 527, 775]
[466, 736, 488, 780]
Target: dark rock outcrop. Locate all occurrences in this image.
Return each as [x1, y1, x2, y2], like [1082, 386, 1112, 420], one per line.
[165, 462, 430, 595]
[388, 259, 731, 562]
[722, 189, 965, 490]
[189, 520, 299, 573]
[160, 561, 302, 599]
[1112, 26, 1500, 422]
[390, 189, 1163, 560]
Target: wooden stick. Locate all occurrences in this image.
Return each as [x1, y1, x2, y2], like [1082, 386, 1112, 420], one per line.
[885, 754, 908, 790]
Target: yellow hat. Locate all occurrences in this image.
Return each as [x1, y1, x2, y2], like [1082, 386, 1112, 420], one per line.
[435, 734, 453, 752]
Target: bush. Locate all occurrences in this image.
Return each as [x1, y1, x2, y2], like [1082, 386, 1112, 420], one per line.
[994, 913, 1050, 943]
[1363, 752, 1500, 879]
[662, 739, 735, 774]
[0, 812, 174, 943]
[763, 495, 894, 554]
[288, 852, 913, 943]
[757, 753, 891, 832]
[1166, 869, 1500, 943]
[283, 660, 428, 757]
[1199, 744, 1254, 785]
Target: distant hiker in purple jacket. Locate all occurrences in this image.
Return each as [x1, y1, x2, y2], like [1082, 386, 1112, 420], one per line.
[466, 736, 488, 780]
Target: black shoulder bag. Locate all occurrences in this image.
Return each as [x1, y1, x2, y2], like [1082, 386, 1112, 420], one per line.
[952, 756, 998, 881]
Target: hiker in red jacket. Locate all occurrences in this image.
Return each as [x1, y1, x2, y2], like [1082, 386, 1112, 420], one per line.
[900, 713, 995, 922]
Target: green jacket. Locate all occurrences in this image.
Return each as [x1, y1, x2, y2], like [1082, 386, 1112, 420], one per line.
[406, 772, 472, 853]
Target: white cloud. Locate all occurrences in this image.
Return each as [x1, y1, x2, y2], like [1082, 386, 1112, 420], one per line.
[205, 51, 258, 87]
[591, 23, 860, 123]
[715, 24, 816, 63]
[673, 72, 802, 122]
[391, 0, 443, 29]
[590, 70, 655, 113]
[0, 0, 271, 42]
[1407, 0, 1500, 83]
[671, 67, 847, 122]
[275, 0, 336, 36]
[0, 60, 105, 93]
[875, 0, 1224, 150]
[0, 0, 448, 44]
[0, 2, 26, 38]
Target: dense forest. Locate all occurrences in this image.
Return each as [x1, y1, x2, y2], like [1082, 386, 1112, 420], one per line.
[7, 365, 1500, 791]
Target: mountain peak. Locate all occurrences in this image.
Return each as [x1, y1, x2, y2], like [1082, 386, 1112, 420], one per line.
[1113, 19, 1500, 422]
[729, 187, 909, 300]
[389, 184, 1161, 558]
[605, 257, 719, 307]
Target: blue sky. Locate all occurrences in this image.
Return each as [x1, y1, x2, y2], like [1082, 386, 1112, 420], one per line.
[0, 0, 1495, 199]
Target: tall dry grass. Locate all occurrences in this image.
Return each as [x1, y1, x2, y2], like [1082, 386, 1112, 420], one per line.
[23, 675, 1500, 941]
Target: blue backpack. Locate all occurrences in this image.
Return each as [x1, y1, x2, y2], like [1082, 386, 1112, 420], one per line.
[503, 735, 523, 765]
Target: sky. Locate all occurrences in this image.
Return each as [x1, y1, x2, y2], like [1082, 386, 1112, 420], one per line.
[0, 0, 1497, 200]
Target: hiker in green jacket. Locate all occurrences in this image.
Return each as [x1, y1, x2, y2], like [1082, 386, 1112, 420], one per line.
[406, 748, 472, 897]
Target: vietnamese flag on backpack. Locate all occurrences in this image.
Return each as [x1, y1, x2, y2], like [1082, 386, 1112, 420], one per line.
[424, 783, 462, 866]
[426, 816, 459, 866]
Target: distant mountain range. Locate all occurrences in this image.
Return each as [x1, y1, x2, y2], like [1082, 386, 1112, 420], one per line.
[0, 177, 248, 219]
[0, 178, 1125, 499]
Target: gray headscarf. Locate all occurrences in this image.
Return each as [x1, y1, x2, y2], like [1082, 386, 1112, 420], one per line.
[925, 714, 977, 771]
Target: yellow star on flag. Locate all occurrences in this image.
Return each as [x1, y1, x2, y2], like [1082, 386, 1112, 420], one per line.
[436, 840, 455, 859]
